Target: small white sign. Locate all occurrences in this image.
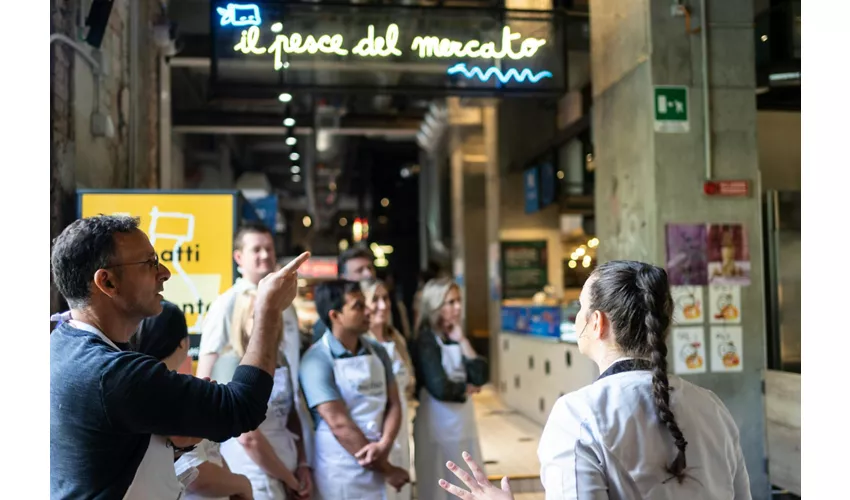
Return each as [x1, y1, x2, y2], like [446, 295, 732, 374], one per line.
[709, 285, 742, 324]
[672, 327, 707, 374]
[710, 326, 743, 373]
[671, 286, 705, 325]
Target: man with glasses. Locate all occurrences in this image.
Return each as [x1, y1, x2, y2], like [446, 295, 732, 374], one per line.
[50, 215, 310, 499]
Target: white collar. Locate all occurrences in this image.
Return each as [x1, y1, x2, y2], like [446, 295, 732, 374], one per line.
[67, 319, 122, 351]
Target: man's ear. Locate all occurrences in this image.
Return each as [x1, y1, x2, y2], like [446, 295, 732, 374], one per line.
[233, 250, 243, 266]
[328, 308, 342, 325]
[93, 269, 119, 298]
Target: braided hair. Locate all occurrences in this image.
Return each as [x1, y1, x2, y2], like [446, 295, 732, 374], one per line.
[587, 260, 688, 483]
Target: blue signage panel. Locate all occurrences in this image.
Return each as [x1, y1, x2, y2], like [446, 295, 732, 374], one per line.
[524, 166, 540, 214]
[243, 195, 278, 232]
[539, 162, 556, 208]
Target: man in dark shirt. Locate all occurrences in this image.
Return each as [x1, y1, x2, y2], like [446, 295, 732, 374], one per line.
[49, 215, 310, 499]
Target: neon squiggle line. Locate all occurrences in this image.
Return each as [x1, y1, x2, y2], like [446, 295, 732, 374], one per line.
[447, 63, 553, 84]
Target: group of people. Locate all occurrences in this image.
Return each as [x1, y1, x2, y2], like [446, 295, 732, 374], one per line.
[50, 214, 753, 500]
[50, 217, 489, 500]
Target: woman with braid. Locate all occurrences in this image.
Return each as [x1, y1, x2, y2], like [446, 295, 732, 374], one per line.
[437, 260, 752, 500]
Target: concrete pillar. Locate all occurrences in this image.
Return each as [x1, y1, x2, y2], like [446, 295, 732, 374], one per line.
[590, 0, 768, 497]
[483, 105, 501, 382]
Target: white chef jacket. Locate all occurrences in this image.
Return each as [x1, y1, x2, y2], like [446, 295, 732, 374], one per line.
[538, 360, 751, 500]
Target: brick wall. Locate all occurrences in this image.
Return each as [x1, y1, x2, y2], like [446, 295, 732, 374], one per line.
[50, 0, 76, 316]
[50, 0, 161, 315]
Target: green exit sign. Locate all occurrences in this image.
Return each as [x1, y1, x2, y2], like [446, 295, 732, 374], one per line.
[654, 85, 690, 133]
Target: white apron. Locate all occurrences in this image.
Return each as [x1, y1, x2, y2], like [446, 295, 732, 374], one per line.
[379, 341, 412, 500]
[313, 335, 388, 500]
[65, 320, 189, 500]
[414, 336, 483, 500]
[221, 364, 300, 500]
[174, 440, 228, 500]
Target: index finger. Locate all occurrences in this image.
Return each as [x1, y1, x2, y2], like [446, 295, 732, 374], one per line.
[461, 452, 488, 485]
[279, 252, 311, 276]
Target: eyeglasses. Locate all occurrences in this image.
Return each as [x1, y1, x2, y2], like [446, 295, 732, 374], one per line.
[103, 254, 161, 271]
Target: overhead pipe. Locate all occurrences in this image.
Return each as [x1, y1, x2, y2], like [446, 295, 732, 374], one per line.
[699, 0, 712, 180]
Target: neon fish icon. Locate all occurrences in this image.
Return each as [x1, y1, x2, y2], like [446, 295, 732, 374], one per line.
[217, 3, 262, 27]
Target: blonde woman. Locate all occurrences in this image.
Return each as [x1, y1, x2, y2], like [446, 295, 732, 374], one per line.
[219, 290, 313, 500]
[362, 279, 416, 500]
[410, 278, 489, 500]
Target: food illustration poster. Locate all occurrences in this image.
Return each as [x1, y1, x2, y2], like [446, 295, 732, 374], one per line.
[709, 285, 742, 324]
[706, 224, 751, 286]
[671, 286, 705, 325]
[672, 327, 707, 374]
[665, 224, 709, 286]
[710, 326, 743, 373]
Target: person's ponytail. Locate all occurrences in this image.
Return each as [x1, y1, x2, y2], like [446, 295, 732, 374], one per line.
[637, 268, 688, 483]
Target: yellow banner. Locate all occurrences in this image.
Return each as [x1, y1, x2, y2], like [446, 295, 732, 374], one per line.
[79, 192, 236, 334]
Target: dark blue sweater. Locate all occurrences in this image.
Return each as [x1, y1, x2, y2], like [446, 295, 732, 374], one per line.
[50, 322, 273, 499]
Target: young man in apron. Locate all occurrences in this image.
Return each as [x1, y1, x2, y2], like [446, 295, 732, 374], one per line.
[196, 221, 315, 493]
[299, 280, 411, 500]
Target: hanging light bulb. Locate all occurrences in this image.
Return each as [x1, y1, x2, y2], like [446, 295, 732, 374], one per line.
[283, 117, 296, 127]
[290, 152, 300, 161]
[291, 165, 300, 174]
[278, 93, 292, 103]
[286, 136, 297, 146]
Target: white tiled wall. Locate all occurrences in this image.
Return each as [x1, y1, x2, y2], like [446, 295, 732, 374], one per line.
[497, 332, 599, 426]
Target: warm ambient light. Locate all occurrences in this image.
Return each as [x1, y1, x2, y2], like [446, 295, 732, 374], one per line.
[302, 215, 311, 227]
[568, 260, 577, 269]
[588, 237, 599, 248]
[380, 198, 390, 207]
[557, 171, 565, 179]
[339, 217, 348, 226]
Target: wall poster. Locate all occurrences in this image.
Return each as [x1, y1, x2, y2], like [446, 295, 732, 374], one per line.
[671, 286, 704, 325]
[710, 326, 744, 373]
[672, 327, 707, 374]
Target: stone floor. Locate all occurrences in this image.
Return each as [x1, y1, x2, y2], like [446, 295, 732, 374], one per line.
[409, 385, 546, 498]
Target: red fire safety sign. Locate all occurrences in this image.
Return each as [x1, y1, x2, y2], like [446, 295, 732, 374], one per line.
[703, 180, 749, 197]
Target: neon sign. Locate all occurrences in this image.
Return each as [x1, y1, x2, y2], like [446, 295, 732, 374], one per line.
[221, 4, 558, 86]
[217, 3, 262, 27]
[411, 27, 546, 60]
[232, 23, 546, 63]
[352, 25, 403, 57]
[447, 63, 553, 84]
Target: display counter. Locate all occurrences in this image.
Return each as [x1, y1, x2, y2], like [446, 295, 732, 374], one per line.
[497, 303, 598, 426]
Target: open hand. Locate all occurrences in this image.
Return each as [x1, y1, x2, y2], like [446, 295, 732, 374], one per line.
[255, 252, 310, 318]
[439, 451, 514, 500]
